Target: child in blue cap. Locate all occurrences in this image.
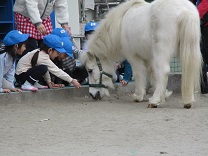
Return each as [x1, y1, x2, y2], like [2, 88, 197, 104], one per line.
[72, 21, 99, 58]
[51, 28, 88, 85]
[51, 28, 74, 59]
[0, 30, 29, 93]
[15, 34, 81, 91]
[82, 21, 99, 51]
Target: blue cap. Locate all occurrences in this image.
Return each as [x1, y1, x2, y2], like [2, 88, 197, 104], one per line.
[3, 30, 29, 46]
[52, 28, 69, 38]
[84, 22, 98, 32]
[62, 37, 74, 58]
[52, 28, 74, 58]
[43, 34, 65, 53]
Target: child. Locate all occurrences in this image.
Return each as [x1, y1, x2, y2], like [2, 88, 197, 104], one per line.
[51, 28, 88, 85]
[82, 21, 99, 51]
[0, 30, 29, 93]
[116, 60, 133, 86]
[15, 34, 81, 91]
[52, 28, 74, 60]
[72, 22, 99, 58]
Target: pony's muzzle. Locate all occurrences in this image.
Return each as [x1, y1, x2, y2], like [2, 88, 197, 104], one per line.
[90, 91, 101, 100]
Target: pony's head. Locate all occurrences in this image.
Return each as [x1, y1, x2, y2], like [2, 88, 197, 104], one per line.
[80, 52, 117, 100]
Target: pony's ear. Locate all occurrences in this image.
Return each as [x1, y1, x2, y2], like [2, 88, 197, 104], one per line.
[87, 51, 94, 61]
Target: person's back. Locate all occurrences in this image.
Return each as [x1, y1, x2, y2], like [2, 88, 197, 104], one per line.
[16, 49, 40, 74]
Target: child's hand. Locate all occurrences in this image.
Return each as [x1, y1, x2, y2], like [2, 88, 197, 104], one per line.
[48, 82, 59, 89]
[71, 79, 81, 89]
[48, 82, 65, 89]
[57, 84, 65, 88]
[2, 89, 11, 93]
[115, 63, 121, 69]
[120, 80, 128, 87]
[11, 88, 22, 93]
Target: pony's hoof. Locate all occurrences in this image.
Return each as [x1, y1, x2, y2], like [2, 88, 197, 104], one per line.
[148, 104, 157, 108]
[184, 104, 192, 109]
[132, 94, 144, 102]
[133, 99, 140, 102]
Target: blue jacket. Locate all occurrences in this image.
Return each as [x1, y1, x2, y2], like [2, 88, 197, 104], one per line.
[122, 60, 132, 83]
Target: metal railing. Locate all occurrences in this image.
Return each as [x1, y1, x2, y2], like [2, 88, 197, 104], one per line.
[170, 57, 181, 73]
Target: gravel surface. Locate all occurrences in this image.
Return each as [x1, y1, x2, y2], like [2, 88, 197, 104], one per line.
[0, 93, 208, 156]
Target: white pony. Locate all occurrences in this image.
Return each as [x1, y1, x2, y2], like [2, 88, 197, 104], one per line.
[80, 0, 202, 108]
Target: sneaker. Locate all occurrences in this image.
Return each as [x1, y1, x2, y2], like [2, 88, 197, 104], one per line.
[21, 84, 38, 91]
[34, 82, 48, 89]
[119, 75, 123, 81]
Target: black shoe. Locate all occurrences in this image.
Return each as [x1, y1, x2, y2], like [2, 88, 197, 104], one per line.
[201, 86, 208, 94]
[14, 82, 21, 87]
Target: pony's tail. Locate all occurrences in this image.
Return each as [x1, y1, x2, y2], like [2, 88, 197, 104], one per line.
[178, 11, 202, 104]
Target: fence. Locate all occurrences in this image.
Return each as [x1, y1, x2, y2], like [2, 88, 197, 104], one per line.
[170, 57, 181, 73]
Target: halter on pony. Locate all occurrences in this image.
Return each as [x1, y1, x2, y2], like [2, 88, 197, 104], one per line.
[88, 56, 113, 88]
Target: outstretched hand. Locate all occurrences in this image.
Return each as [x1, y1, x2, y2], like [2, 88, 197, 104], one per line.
[120, 80, 128, 87]
[71, 79, 81, 89]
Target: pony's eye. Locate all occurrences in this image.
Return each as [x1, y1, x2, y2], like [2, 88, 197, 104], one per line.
[88, 69, 93, 73]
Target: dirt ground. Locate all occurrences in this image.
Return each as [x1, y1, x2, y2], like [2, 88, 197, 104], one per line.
[0, 93, 208, 156]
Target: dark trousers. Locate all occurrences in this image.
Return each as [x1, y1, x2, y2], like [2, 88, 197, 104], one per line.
[201, 26, 208, 64]
[200, 25, 208, 93]
[15, 65, 48, 85]
[51, 58, 88, 85]
[62, 66, 88, 85]
[116, 67, 124, 82]
[53, 66, 88, 85]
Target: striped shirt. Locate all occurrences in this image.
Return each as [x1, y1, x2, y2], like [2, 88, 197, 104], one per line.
[62, 56, 76, 71]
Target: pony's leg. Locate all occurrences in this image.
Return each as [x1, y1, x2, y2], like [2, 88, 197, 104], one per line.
[128, 56, 147, 102]
[148, 56, 171, 108]
[146, 65, 173, 98]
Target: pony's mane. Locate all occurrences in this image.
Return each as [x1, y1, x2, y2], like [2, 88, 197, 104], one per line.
[87, 0, 146, 61]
